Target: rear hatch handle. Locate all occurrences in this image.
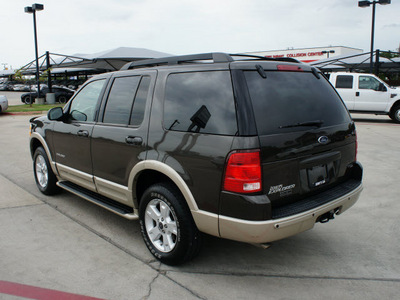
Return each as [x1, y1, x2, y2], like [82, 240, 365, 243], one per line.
[299, 151, 341, 169]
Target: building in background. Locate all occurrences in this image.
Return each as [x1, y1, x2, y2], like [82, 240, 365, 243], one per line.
[245, 46, 363, 63]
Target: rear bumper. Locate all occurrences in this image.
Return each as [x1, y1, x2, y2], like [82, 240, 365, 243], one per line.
[218, 183, 363, 244]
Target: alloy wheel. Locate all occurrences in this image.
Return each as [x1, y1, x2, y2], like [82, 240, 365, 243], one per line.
[35, 154, 48, 188]
[144, 198, 178, 253]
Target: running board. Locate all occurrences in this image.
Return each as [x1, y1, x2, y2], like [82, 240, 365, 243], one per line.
[57, 181, 138, 220]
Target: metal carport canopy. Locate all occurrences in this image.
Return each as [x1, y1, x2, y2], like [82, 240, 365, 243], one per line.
[19, 47, 172, 73]
[61, 47, 172, 71]
[310, 51, 399, 73]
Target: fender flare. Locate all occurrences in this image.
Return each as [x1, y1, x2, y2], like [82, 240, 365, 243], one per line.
[390, 99, 400, 112]
[127, 160, 199, 211]
[30, 132, 59, 176]
[127, 160, 219, 237]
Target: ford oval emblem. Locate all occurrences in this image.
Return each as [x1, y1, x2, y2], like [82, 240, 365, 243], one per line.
[318, 136, 329, 145]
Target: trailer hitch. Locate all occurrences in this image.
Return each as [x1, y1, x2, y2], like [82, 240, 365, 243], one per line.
[317, 208, 340, 224]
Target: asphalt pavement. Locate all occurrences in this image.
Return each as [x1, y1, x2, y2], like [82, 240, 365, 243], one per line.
[1, 91, 24, 106]
[0, 113, 399, 300]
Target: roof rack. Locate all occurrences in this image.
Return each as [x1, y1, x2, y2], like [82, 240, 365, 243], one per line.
[229, 54, 301, 64]
[120, 53, 233, 70]
[120, 52, 301, 70]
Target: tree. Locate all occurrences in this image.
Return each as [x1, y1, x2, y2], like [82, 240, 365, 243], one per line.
[13, 70, 23, 82]
[380, 50, 400, 60]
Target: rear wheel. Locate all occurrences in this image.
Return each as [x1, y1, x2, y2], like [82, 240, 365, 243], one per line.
[389, 105, 400, 123]
[139, 182, 202, 265]
[57, 95, 68, 104]
[33, 147, 59, 195]
[23, 96, 33, 104]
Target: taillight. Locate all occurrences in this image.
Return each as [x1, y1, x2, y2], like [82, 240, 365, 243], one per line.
[223, 150, 262, 193]
[277, 65, 303, 71]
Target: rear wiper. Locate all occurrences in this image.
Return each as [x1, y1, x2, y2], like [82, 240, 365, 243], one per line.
[255, 64, 267, 79]
[279, 120, 324, 129]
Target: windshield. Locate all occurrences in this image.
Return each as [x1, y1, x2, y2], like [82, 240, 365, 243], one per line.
[244, 71, 351, 135]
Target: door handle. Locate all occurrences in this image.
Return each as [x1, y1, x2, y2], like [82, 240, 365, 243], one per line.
[125, 136, 143, 145]
[356, 91, 360, 97]
[77, 130, 89, 137]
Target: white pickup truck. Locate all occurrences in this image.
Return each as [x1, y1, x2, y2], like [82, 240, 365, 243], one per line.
[328, 72, 400, 123]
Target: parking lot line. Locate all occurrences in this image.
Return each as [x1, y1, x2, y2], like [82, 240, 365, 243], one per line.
[0, 280, 105, 300]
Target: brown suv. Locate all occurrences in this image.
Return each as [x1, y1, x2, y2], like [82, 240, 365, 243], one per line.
[29, 53, 363, 265]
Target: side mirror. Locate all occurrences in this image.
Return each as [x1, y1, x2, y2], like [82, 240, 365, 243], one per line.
[47, 107, 64, 120]
[379, 83, 387, 92]
[71, 110, 87, 122]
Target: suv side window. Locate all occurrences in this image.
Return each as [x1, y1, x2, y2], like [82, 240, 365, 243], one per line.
[103, 76, 141, 125]
[102, 76, 151, 126]
[164, 71, 237, 135]
[68, 79, 106, 122]
[359, 76, 380, 91]
[130, 76, 151, 126]
[335, 75, 353, 89]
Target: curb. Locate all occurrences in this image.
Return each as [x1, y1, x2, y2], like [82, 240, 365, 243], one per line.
[2, 111, 45, 116]
[3, 110, 47, 115]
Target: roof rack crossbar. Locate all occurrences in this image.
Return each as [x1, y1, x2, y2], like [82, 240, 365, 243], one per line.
[120, 52, 234, 70]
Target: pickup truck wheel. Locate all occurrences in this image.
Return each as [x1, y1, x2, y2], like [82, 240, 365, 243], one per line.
[390, 105, 400, 123]
[33, 147, 59, 195]
[139, 183, 202, 265]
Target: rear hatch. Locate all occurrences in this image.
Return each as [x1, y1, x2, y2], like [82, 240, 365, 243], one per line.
[243, 64, 359, 217]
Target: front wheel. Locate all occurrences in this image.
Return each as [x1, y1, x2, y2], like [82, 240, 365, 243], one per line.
[33, 147, 59, 195]
[139, 183, 202, 265]
[389, 105, 400, 124]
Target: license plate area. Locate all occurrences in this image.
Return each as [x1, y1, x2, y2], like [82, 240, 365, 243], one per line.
[307, 164, 329, 188]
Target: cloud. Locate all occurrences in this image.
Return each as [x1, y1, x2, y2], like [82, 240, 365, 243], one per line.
[2, 0, 399, 68]
[383, 23, 400, 28]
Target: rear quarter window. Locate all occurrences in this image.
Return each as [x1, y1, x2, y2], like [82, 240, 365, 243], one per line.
[245, 71, 351, 135]
[164, 71, 237, 135]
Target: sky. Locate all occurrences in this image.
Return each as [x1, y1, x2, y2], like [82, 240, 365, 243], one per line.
[1, 0, 400, 70]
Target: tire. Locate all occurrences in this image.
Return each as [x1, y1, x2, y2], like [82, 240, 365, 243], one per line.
[389, 105, 400, 124]
[57, 95, 68, 104]
[139, 183, 202, 265]
[33, 147, 59, 195]
[23, 96, 33, 105]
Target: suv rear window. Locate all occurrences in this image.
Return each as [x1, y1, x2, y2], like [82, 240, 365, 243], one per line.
[164, 71, 237, 135]
[244, 71, 351, 135]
